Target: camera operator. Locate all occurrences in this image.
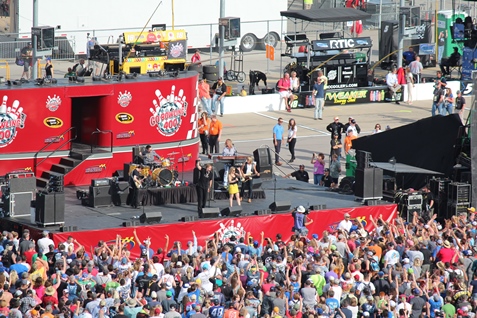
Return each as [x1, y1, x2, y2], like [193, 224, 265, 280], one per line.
[292, 206, 313, 236]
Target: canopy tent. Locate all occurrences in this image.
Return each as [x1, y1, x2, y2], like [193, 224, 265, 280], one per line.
[280, 8, 371, 22]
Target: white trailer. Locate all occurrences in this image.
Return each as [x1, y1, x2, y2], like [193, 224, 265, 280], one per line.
[17, 0, 287, 55]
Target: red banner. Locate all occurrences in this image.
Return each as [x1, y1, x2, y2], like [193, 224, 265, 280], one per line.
[53, 205, 397, 258]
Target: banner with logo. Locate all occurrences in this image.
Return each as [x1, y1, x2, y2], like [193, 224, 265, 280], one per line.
[52, 204, 397, 258]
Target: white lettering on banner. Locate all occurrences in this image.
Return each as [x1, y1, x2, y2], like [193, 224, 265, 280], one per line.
[330, 39, 355, 49]
[462, 83, 473, 95]
[327, 83, 358, 89]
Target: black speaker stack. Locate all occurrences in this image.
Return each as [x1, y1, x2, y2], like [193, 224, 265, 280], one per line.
[354, 167, 383, 200]
[3, 176, 36, 217]
[429, 178, 451, 221]
[447, 182, 471, 218]
[36, 192, 65, 226]
[47, 172, 64, 193]
[253, 147, 273, 180]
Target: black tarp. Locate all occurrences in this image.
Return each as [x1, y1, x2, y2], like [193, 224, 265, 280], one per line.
[352, 115, 463, 189]
[280, 8, 371, 22]
[379, 20, 399, 62]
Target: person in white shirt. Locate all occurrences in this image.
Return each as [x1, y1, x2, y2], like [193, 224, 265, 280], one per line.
[337, 213, 353, 233]
[37, 230, 55, 254]
[386, 68, 401, 105]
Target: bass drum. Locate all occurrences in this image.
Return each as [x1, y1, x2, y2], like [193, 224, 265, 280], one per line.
[152, 168, 174, 186]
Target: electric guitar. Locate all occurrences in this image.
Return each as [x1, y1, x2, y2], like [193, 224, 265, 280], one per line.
[242, 172, 259, 182]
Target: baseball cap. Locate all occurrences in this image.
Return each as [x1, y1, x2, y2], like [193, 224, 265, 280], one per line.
[312, 233, 319, 239]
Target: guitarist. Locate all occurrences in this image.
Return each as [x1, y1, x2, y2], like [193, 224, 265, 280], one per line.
[239, 156, 260, 203]
[130, 165, 143, 209]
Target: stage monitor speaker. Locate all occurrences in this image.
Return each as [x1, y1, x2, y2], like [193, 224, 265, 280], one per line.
[60, 226, 77, 232]
[309, 204, 327, 211]
[111, 181, 129, 206]
[252, 179, 263, 189]
[354, 168, 383, 199]
[35, 192, 65, 226]
[88, 185, 112, 207]
[253, 148, 273, 180]
[9, 177, 36, 193]
[201, 207, 220, 218]
[221, 206, 243, 217]
[254, 209, 272, 215]
[140, 212, 163, 224]
[4, 192, 34, 217]
[113, 170, 124, 181]
[355, 63, 368, 87]
[181, 216, 199, 222]
[122, 221, 139, 227]
[269, 201, 291, 213]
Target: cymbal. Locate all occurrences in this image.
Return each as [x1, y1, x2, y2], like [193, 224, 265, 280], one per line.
[167, 152, 180, 156]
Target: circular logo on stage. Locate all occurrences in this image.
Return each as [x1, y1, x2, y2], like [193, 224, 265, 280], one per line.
[117, 91, 132, 107]
[0, 96, 27, 148]
[328, 70, 337, 81]
[46, 95, 62, 112]
[149, 86, 188, 137]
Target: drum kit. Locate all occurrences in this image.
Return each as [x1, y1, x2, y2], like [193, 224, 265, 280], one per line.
[129, 151, 180, 188]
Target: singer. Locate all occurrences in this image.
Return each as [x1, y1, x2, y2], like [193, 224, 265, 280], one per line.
[193, 160, 213, 218]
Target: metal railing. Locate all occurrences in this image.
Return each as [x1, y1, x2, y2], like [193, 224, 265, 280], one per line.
[90, 129, 113, 153]
[0, 38, 75, 60]
[34, 127, 77, 175]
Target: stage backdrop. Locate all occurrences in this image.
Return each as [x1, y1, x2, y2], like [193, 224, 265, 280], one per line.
[53, 204, 397, 258]
[352, 114, 462, 189]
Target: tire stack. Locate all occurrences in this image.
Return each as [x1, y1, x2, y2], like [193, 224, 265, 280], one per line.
[188, 64, 203, 79]
[203, 65, 219, 82]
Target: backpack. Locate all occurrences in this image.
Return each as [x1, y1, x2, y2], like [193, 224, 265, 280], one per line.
[370, 259, 380, 272]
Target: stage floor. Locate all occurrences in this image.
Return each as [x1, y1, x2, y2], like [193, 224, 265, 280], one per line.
[5, 176, 362, 233]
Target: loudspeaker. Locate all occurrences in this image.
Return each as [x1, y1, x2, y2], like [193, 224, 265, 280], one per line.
[122, 221, 139, 227]
[309, 204, 327, 211]
[91, 179, 110, 187]
[254, 209, 272, 215]
[60, 226, 77, 232]
[111, 181, 130, 206]
[9, 177, 36, 193]
[113, 170, 124, 181]
[88, 186, 112, 207]
[253, 148, 273, 180]
[221, 206, 243, 217]
[252, 179, 263, 189]
[201, 207, 220, 218]
[269, 201, 291, 212]
[354, 168, 383, 199]
[181, 216, 199, 222]
[35, 192, 65, 226]
[4, 192, 34, 217]
[355, 64, 368, 87]
[140, 212, 163, 224]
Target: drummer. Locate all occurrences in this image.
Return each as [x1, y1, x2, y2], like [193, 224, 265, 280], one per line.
[140, 145, 162, 167]
[222, 139, 237, 156]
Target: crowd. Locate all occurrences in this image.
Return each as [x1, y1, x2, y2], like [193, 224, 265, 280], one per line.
[1, 205, 477, 318]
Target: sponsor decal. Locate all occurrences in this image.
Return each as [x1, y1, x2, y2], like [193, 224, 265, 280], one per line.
[116, 130, 135, 139]
[46, 94, 62, 112]
[44, 135, 65, 143]
[43, 117, 63, 128]
[117, 91, 132, 107]
[326, 90, 368, 105]
[0, 95, 27, 148]
[85, 164, 107, 174]
[116, 113, 134, 124]
[149, 86, 188, 137]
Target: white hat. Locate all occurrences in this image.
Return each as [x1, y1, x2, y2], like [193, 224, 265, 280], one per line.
[389, 301, 396, 308]
[297, 206, 306, 213]
[151, 291, 157, 298]
[236, 247, 241, 253]
[403, 258, 410, 263]
[166, 282, 172, 289]
[176, 261, 183, 266]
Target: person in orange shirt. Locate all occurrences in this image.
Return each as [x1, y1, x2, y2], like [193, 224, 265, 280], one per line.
[198, 112, 211, 155]
[344, 130, 357, 154]
[224, 302, 240, 318]
[198, 79, 212, 115]
[208, 115, 222, 154]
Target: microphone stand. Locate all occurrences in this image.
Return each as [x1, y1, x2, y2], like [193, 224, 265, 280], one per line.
[178, 140, 185, 184]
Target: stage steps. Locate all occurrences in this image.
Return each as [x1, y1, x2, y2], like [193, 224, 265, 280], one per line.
[36, 143, 110, 189]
